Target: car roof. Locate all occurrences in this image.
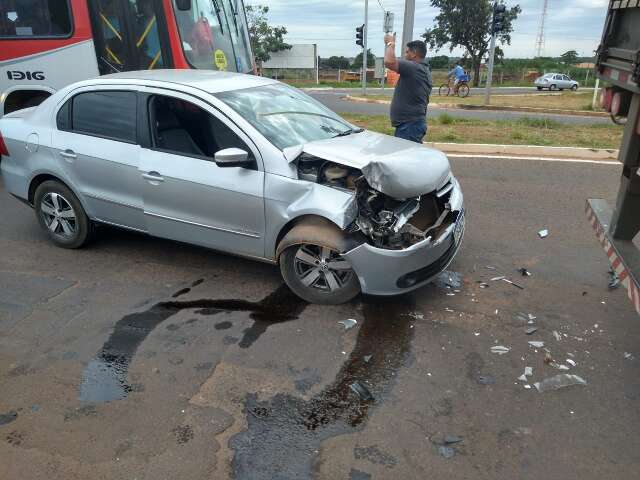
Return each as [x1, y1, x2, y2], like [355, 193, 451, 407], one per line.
[96, 69, 278, 93]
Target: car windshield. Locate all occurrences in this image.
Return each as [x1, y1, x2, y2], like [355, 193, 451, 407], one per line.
[216, 84, 356, 150]
[543, 73, 555, 78]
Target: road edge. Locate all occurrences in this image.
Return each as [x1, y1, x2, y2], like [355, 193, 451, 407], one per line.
[426, 142, 619, 160]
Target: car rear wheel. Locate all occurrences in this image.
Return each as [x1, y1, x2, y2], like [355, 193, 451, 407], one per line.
[280, 243, 360, 304]
[34, 180, 93, 249]
[537, 86, 543, 90]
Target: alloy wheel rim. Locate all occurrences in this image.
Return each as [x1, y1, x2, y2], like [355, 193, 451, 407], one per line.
[293, 244, 354, 292]
[40, 192, 77, 238]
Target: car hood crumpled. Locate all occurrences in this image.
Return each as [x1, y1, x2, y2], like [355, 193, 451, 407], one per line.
[288, 130, 451, 199]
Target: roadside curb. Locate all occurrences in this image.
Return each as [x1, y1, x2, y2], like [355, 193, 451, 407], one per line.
[344, 95, 608, 118]
[424, 142, 619, 161]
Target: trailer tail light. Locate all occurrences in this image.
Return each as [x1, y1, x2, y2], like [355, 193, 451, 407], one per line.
[0, 131, 8, 157]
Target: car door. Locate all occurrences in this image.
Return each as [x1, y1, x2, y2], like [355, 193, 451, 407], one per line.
[563, 75, 572, 89]
[52, 88, 146, 230]
[138, 90, 265, 258]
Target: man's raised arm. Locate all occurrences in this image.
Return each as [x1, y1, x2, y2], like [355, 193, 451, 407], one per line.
[384, 33, 399, 72]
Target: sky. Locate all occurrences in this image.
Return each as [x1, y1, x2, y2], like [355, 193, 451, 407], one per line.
[246, 0, 609, 59]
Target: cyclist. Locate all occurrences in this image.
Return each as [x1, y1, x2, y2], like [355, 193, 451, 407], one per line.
[448, 61, 466, 94]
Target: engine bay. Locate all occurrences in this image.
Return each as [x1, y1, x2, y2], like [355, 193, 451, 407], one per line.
[297, 154, 457, 250]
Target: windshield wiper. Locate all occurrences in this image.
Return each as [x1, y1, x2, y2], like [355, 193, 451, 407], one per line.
[211, 0, 224, 34]
[229, 0, 240, 35]
[333, 127, 364, 138]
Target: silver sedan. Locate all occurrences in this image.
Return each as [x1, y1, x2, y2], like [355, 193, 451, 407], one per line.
[0, 70, 464, 304]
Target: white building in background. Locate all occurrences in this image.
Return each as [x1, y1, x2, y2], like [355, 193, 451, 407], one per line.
[262, 44, 319, 82]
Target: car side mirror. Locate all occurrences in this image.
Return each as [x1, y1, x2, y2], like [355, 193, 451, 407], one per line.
[214, 148, 252, 168]
[175, 0, 191, 11]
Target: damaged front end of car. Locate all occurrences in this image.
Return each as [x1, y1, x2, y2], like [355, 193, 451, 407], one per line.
[286, 137, 465, 296]
[293, 152, 463, 251]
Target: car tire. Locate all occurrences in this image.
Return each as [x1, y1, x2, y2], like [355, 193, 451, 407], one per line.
[280, 243, 360, 305]
[571, 84, 578, 91]
[537, 86, 543, 91]
[550, 84, 557, 91]
[34, 180, 93, 249]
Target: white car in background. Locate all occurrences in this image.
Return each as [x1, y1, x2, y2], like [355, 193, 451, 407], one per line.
[534, 73, 580, 91]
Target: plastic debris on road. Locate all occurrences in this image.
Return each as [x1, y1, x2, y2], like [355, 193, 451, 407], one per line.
[528, 341, 545, 348]
[491, 346, 511, 355]
[552, 331, 562, 342]
[363, 355, 373, 363]
[518, 366, 533, 382]
[534, 374, 587, 393]
[624, 352, 635, 360]
[608, 269, 621, 290]
[502, 278, 525, 289]
[339, 319, 358, 330]
[444, 435, 462, 445]
[435, 271, 462, 290]
[477, 374, 496, 385]
[566, 359, 577, 367]
[525, 327, 538, 335]
[538, 229, 549, 239]
[349, 382, 374, 402]
[519, 268, 532, 277]
[438, 446, 455, 459]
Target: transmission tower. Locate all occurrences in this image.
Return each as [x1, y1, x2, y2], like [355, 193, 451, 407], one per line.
[535, 0, 548, 57]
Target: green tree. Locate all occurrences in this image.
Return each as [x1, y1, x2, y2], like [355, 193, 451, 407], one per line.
[423, 0, 521, 86]
[560, 50, 579, 65]
[351, 49, 376, 70]
[246, 5, 291, 67]
[429, 54, 450, 69]
[323, 56, 351, 69]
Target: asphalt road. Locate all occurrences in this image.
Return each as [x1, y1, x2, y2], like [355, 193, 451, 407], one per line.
[305, 86, 595, 97]
[308, 91, 609, 126]
[1, 157, 639, 480]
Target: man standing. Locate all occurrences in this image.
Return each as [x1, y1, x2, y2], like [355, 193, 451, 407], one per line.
[384, 34, 432, 143]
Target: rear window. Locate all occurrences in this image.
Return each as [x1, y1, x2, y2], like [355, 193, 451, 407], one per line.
[0, 0, 72, 38]
[72, 91, 137, 143]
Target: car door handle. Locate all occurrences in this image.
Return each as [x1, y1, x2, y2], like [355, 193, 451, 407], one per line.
[59, 149, 77, 160]
[142, 172, 165, 183]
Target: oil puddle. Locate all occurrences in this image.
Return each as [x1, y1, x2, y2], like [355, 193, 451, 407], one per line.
[79, 285, 307, 403]
[230, 297, 416, 480]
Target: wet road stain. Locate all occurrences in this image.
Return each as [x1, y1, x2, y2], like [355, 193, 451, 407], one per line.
[0, 411, 18, 426]
[215, 321, 233, 330]
[230, 298, 416, 480]
[79, 285, 307, 403]
[353, 445, 398, 468]
[172, 288, 191, 298]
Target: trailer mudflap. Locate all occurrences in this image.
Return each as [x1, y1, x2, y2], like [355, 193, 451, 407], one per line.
[587, 198, 640, 315]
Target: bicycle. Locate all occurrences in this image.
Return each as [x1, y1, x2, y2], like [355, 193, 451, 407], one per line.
[438, 75, 471, 98]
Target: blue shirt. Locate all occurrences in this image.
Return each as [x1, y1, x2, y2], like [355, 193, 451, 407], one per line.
[449, 65, 465, 80]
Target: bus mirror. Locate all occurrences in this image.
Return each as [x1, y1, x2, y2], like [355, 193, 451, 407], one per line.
[176, 0, 192, 11]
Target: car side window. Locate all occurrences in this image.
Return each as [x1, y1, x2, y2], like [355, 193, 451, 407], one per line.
[56, 99, 71, 131]
[148, 95, 255, 167]
[71, 91, 137, 143]
[563, 75, 570, 81]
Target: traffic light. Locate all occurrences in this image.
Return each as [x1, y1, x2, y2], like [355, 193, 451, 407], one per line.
[492, 3, 507, 34]
[356, 24, 365, 48]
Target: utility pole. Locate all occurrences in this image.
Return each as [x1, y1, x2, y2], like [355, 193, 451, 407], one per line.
[402, 0, 415, 54]
[362, 0, 369, 96]
[485, 2, 506, 105]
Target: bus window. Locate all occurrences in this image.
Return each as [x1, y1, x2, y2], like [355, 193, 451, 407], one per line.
[172, 0, 236, 71]
[220, 0, 253, 73]
[0, 0, 72, 38]
[130, 0, 165, 70]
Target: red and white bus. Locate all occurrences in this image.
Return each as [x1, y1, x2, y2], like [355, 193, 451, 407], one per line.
[0, 0, 254, 116]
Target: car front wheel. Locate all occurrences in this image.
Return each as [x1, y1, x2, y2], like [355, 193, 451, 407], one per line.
[280, 243, 360, 304]
[571, 84, 578, 91]
[34, 180, 93, 249]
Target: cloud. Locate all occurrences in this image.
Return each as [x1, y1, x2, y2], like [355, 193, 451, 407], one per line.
[247, 0, 608, 58]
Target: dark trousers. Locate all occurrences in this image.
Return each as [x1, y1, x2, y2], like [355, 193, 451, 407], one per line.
[394, 118, 427, 143]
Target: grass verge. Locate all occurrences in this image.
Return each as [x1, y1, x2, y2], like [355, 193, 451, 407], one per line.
[341, 113, 622, 149]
